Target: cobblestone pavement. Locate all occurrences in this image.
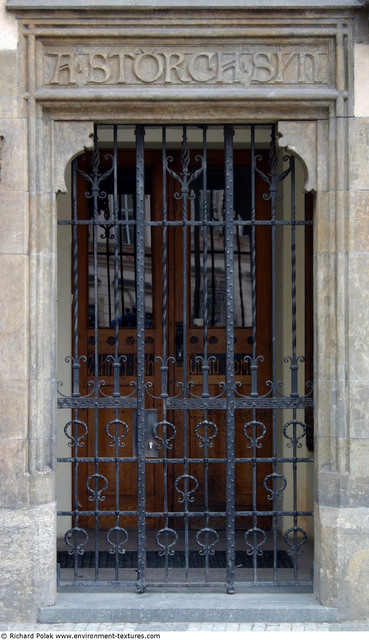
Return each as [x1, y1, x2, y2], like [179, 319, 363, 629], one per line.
[1, 621, 369, 631]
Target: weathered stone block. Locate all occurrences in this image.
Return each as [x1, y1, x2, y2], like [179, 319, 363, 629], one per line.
[348, 118, 369, 190]
[316, 505, 369, 618]
[348, 440, 369, 477]
[348, 253, 369, 381]
[0, 503, 56, 623]
[0, 190, 28, 254]
[314, 378, 334, 440]
[314, 191, 331, 254]
[314, 435, 333, 471]
[0, 117, 27, 191]
[0, 438, 29, 507]
[316, 119, 329, 193]
[347, 380, 369, 439]
[0, 50, 19, 118]
[29, 469, 55, 506]
[0, 380, 28, 440]
[0, 254, 28, 381]
[354, 45, 369, 118]
[352, 190, 369, 253]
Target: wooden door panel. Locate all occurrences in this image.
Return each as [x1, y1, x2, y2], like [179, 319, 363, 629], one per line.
[76, 143, 272, 533]
[168, 148, 273, 526]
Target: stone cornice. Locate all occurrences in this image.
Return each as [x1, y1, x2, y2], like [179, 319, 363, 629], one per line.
[5, 0, 364, 10]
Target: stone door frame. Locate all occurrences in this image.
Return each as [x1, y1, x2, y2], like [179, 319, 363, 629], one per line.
[7, 2, 363, 618]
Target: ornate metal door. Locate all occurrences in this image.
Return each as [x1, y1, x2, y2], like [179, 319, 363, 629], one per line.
[57, 124, 313, 592]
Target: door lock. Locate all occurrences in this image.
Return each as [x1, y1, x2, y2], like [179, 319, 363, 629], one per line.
[133, 409, 159, 458]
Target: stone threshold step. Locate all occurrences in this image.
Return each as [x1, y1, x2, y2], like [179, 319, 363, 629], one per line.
[39, 593, 338, 624]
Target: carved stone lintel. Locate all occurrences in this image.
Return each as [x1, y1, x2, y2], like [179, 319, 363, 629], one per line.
[54, 121, 94, 193]
[43, 45, 330, 89]
[277, 120, 317, 192]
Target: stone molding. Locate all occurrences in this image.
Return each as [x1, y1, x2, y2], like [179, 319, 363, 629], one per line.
[5, 0, 364, 9]
[14, 8, 355, 117]
[277, 121, 317, 192]
[54, 122, 93, 194]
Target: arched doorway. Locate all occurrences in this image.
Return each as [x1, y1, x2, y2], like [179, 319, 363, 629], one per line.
[56, 123, 313, 592]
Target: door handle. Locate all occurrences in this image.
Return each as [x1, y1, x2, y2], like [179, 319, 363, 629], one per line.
[175, 322, 184, 366]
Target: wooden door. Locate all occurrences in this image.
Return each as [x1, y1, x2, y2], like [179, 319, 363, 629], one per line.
[75, 144, 272, 532]
[165, 149, 272, 525]
[76, 150, 165, 530]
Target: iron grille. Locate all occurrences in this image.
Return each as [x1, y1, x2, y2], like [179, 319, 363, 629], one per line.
[57, 123, 313, 592]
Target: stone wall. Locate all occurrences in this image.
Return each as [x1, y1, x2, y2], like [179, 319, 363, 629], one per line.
[0, 0, 369, 623]
[0, 0, 56, 623]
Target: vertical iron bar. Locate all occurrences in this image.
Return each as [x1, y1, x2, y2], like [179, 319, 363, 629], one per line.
[162, 126, 168, 400]
[290, 155, 299, 580]
[106, 233, 112, 327]
[182, 126, 190, 582]
[202, 127, 209, 397]
[162, 126, 170, 583]
[92, 124, 100, 581]
[251, 125, 258, 581]
[224, 124, 235, 594]
[119, 195, 125, 318]
[135, 125, 147, 592]
[113, 125, 120, 580]
[72, 159, 81, 397]
[290, 155, 299, 398]
[292, 415, 298, 580]
[210, 191, 216, 327]
[270, 125, 278, 582]
[72, 158, 80, 581]
[251, 127, 257, 363]
[194, 199, 201, 320]
[201, 127, 210, 582]
[236, 216, 245, 327]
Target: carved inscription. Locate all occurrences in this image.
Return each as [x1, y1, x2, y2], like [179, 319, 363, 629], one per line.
[43, 45, 329, 87]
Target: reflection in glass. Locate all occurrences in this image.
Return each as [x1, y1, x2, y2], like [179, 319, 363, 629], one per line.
[191, 186, 252, 328]
[88, 193, 152, 328]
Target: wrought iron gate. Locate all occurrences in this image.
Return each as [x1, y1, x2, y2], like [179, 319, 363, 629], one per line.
[57, 123, 313, 592]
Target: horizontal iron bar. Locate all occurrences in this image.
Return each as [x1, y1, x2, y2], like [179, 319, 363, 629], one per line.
[58, 580, 313, 590]
[58, 580, 313, 591]
[57, 510, 313, 517]
[144, 581, 313, 588]
[57, 456, 314, 464]
[58, 219, 313, 228]
[57, 397, 138, 409]
[58, 581, 138, 588]
[145, 220, 313, 227]
[166, 398, 313, 409]
[57, 397, 313, 409]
